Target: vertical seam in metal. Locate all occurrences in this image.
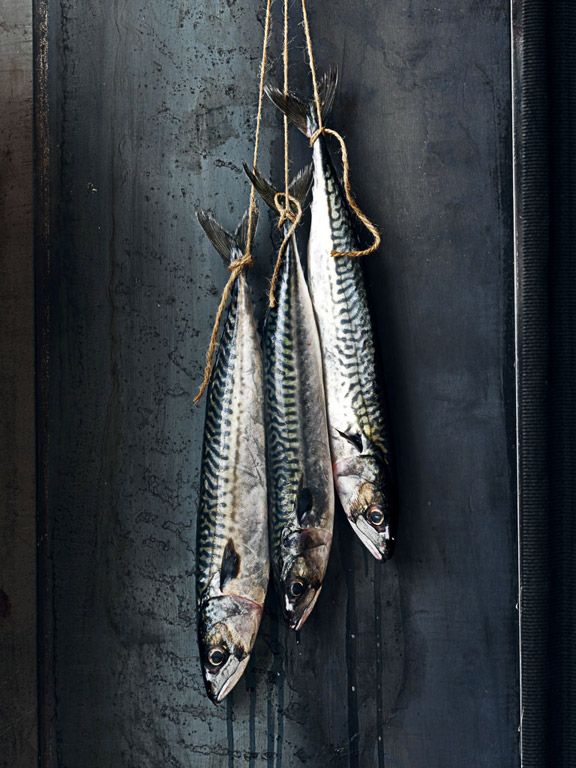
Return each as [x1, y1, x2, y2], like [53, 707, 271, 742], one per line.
[510, 0, 523, 763]
[512, 1, 549, 764]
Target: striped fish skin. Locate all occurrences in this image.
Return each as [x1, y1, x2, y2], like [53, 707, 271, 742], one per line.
[196, 226, 268, 703]
[307, 137, 396, 561]
[264, 232, 334, 630]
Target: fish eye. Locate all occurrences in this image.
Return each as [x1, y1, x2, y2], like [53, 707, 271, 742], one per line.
[367, 505, 385, 526]
[288, 579, 307, 598]
[207, 645, 229, 668]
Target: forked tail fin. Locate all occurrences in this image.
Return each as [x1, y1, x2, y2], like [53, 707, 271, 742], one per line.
[265, 67, 338, 138]
[242, 164, 313, 213]
[196, 208, 259, 263]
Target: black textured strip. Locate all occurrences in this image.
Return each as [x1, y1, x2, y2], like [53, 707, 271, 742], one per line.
[548, 2, 576, 765]
[33, 1, 57, 766]
[513, 1, 549, 766]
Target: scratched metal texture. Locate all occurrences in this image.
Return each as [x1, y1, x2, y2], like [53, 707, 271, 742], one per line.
[38, 1, 518, 766]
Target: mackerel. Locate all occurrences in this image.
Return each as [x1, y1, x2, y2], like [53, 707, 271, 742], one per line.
[267, 70, 397, 560]
[245, 164, 334, 629]
[195, 209, 269, 703]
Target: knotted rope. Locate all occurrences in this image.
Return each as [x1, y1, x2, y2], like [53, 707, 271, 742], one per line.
[301, 0, 381, 259]
[194, 0, 272, 403]
[268, 192, 303, 307]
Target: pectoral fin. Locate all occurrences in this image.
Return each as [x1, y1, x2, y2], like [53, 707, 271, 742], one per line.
[220, 539, 241, 590]
[295, 485, 314, 527]
[336, 428, 364, 454]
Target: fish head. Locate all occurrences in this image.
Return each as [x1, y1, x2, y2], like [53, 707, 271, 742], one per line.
[197, 594, 262, 703]
[334, 453, 395, 561]
[279, 527, 332, 630]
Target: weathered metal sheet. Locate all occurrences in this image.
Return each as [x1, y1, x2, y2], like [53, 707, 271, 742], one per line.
[38, 1, 518, 766]
[0, 2, 36, 766]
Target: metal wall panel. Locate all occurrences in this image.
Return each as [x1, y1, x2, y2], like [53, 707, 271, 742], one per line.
[37, 1, 518, 766]
[0, 1, 36, 766]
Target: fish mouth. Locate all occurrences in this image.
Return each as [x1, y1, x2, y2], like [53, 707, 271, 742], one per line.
[351, 517, 394, 561]
[208, 655, 251, 704]
[286, 586, 323, 632]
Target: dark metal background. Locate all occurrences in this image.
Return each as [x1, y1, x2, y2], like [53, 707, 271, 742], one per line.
[0, 2, 36, 766]
[35, 1, 518, 766]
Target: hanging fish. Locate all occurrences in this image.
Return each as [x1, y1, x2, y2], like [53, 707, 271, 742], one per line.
[195, 209, 269, 703]
[244, 163, 334, 630]
[266, 70, 397, 561]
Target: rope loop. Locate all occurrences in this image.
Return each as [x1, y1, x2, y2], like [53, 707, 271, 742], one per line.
[268, 192, 303, 308]
[323, 127, 381, 258]
[274, 191, 301, 226]
[300, 0, 380, 260]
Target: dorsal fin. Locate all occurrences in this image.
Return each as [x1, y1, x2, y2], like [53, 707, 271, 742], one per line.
[243, 164, 313, 213]
[197, 208, 258, 263]
[265, 67, 339, 137]
[220, 539, 241, 590]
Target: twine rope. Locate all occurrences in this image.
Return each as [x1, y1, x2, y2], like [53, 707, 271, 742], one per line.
[268, 0, 303, 308]
[301, 0, 381, 259]
[282, 0, 290, 206]
[268, 193, 302, 307]
[194, 0, 273, 403]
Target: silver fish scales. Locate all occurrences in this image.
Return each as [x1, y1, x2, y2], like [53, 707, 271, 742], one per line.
[267, 70, 397, 560]
[245, 165, 334, 629]
[195, 209, 269, 703]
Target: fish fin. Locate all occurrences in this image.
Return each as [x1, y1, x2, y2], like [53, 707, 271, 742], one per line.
[265, 67, 339, 137]
[282, 527, 332, 556]
[289, 164, 313, 205]
[220, 539, 241, 590]
[243, 164, 277, 211]
[197, 210, 237, 263]
[197, 208, 258, 263]
[235, 207, 259, 255]
[336, 428, 364, 454]
[318, 66, 338, 122]
[295, 476, 315, 527]
[265, 86, 309, 135]
[243, 163, 313, 212]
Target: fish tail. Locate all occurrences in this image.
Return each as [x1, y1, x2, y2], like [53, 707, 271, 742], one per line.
[197, 208, 259, 262]
[265, 66, 338, 138]
[234, 208, 259, 255]
[243, 164, 313, 212]
[290, 165, 314, 205]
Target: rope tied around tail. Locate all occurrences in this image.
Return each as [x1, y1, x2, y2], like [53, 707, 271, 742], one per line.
[193, 251, 254, 404]
[309, 126, 381, 259]
[302, 0, 381, 260]
[194, 0, 272, 404]
[268, 192, 303, 308]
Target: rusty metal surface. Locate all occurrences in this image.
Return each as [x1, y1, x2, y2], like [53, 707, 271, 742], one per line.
[37, 1, 518, 766]
[0, 1, 36, 766]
